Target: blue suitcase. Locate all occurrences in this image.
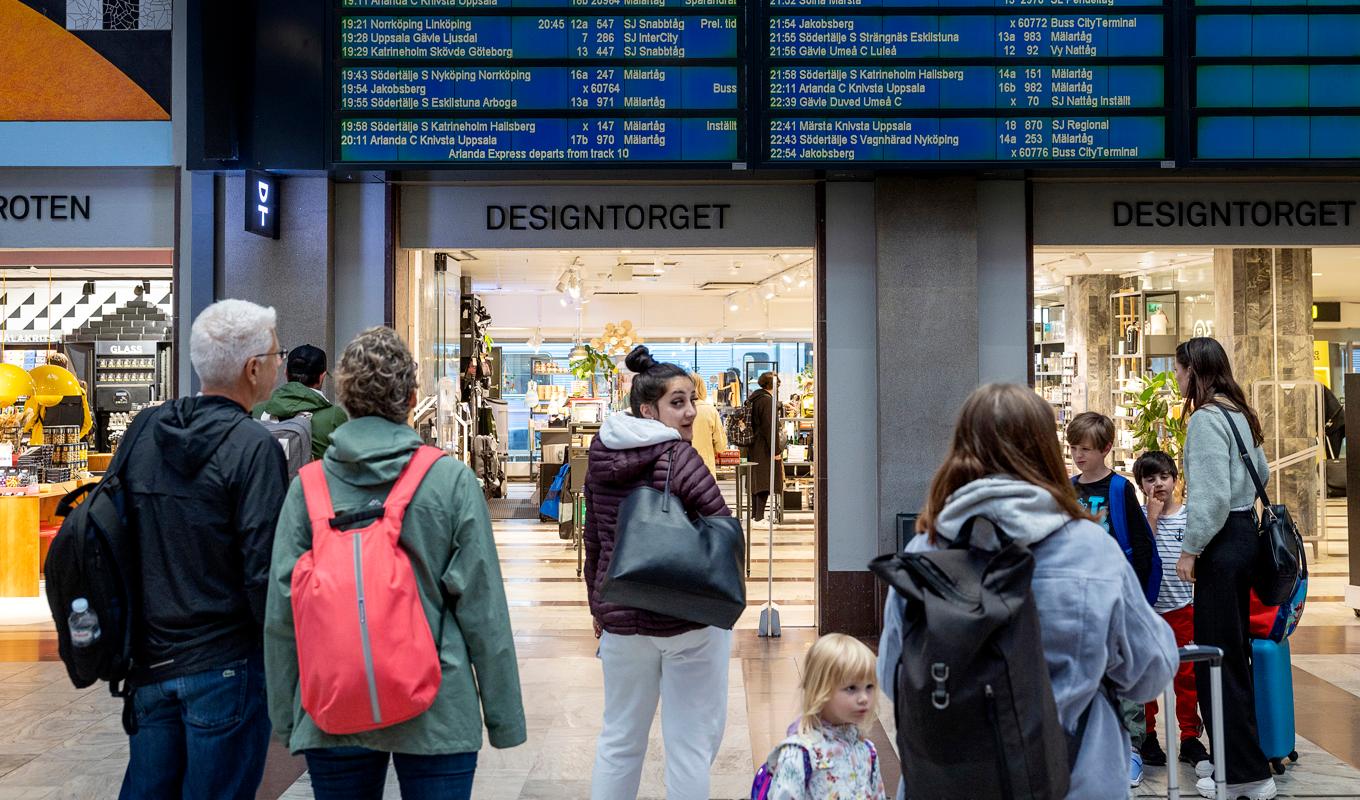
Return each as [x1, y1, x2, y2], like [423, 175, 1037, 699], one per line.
[1252, 637, 1299, 774]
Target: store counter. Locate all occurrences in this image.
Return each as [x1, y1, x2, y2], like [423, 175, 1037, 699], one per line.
[0, 481, 97, 597]
[89, 453, 114, 473]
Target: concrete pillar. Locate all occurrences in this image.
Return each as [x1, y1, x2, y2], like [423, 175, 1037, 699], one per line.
[333, 182, 390, 357]
[977, 180, 1029, 384]
[215, 174, 335, 385]
[875, 175, 980, 555]
[1214, 248, 1318, 539]
[1066, 274, 1122, 417]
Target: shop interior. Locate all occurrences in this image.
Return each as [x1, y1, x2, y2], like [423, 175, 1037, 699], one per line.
[395, 246, 819, 628]
[0, 247, 174, 607]
[1033, 245, 1360, 620]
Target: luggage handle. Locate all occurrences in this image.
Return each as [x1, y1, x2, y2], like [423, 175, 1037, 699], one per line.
[1165, 645, 1227, 800]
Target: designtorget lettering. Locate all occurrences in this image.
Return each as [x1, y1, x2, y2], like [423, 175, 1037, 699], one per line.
[485, 202, 731, 231]
[0, 194, 91, 221]
[1113, 200, 1358, 229]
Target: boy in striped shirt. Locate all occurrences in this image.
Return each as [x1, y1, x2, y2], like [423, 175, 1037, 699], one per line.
[1134, 450, 1210, 775]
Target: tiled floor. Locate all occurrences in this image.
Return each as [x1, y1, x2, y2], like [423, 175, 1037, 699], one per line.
[2, 484, 1360, 798]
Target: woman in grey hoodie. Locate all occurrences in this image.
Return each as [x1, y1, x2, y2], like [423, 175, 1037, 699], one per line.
[1174, 337, 1277, 800]
[877, 383, 1177, 799]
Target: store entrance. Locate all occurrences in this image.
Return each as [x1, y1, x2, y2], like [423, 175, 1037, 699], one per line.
[1031, 244, 1360, 616]
[396, 246, 819, 630]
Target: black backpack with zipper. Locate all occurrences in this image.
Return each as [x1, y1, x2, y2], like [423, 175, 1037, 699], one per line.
[44, 411, 155, 734]
[869, 517, 1095, 800]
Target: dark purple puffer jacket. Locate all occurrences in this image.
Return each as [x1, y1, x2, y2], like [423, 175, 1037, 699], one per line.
[583, 436, 730, 637]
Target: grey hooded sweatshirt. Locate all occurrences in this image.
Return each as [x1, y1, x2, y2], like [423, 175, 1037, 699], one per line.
[877, 476, 1177, 800]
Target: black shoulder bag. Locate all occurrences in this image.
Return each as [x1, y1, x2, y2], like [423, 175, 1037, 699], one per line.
[1221, 409, 1305, 607]
[599, 446, 746, 629]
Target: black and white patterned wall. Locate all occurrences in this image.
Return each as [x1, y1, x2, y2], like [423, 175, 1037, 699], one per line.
[65, 0, 170, 31]
[0, 281, 172, 339]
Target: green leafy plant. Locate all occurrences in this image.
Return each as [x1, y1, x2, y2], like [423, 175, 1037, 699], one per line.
[569, 345, 617, 380]
[1124, 370, 1187, 461]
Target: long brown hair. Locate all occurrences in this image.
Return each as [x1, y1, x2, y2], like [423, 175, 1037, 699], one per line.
[1175, 337, 1264, 446]
[918, 384, 1091, 541]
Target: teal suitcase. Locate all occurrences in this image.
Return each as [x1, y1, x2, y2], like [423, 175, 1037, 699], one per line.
[1252, 637, 1299, 774]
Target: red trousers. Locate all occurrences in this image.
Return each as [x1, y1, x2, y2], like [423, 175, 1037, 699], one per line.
[1147, 604, 1202, 739]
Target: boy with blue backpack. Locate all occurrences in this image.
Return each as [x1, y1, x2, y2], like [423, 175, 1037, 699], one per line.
[1067, 412, 1162, 788]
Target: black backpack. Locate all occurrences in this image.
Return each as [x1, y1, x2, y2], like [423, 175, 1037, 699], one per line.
[44, 412, 154, 733]
[869, 517, 1098, 800]
[726, 403, 755, 447]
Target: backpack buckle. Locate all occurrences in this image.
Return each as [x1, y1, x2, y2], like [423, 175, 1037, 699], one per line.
[930, 662, 950, 710]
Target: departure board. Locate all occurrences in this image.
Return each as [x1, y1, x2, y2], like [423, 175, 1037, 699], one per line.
[334, 0, 744, 164]
[1192, 2, 1360, 161]
[759, 0, 1171, 164]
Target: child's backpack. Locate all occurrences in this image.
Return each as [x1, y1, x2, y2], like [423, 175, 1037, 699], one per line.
[258, 411, 313, 479]
[292, 445, 444, 734]
[727, 403, 755, 448]
[870, 517, 1099, 800]
[44, 409, 158, 734]
[1072, 473, 1162, 605]
[1250, 563, 1308, 642]
[750, 733, 878, 799]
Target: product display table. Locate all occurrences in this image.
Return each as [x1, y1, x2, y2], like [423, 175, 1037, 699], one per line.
[89, 453, 113, 473]
[0, 481, 96, 598]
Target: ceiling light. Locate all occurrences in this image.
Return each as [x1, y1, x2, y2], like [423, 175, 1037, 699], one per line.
[1177, 252, 1188, 257]
[559, 296, 569, 307]
[570, 343, 589, 360]
[1313, 272, 1324, 277]
[764, 286, 777, 300]
[1077, 253, 1094, 269]
[781, 274, 794, 285]
[621, 249, 632, 255]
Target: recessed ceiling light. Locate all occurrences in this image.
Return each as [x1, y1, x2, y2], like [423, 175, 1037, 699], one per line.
[1176, 252, 1188, 257]
[621, 249, 632, 254]
[1313, 272, 1324, 277]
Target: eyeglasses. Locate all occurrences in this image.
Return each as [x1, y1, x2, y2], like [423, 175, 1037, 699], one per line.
[250, 349, 287, 364]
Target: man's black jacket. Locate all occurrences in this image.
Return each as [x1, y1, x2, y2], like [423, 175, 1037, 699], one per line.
[123, 395, 287, 681]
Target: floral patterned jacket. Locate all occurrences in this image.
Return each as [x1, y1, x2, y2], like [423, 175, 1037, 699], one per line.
[763, 721, 886, 800]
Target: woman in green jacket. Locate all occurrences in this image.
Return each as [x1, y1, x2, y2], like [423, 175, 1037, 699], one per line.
[265, 327, 525, 800]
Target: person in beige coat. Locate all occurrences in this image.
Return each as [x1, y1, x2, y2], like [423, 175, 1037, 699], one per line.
[689, 372, 728, 478]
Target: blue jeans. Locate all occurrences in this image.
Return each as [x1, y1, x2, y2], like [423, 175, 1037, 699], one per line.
[118, 652, 270, 800]
[304, 748, 478, 800]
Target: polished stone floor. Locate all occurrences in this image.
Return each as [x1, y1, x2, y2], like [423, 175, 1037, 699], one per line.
[1, 486, 1359, 798]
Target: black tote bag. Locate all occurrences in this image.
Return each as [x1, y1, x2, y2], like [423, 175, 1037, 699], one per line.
[599, 447, 746, 629]
[1222, 409, 1305, 607]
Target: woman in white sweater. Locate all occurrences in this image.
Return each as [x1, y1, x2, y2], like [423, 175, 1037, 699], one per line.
[1175, 337, 1276, 800]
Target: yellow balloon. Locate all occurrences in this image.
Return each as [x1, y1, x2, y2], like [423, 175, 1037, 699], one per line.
[29, 365, 80, 408]
[0, 364, 35, 408]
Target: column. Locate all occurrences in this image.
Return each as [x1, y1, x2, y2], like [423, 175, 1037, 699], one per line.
[1066, 274, 1122, 417]
[1213, 248, 1318, 539]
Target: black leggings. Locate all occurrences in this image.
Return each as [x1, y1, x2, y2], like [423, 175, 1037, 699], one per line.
[1194, 510, 1269, 784]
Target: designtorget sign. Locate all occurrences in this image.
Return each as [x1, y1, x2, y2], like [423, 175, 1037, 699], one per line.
[1034, 183, 1360, 247]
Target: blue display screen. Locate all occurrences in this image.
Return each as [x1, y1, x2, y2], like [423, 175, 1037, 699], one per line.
[1192, 3, 1360, 160]
[342, 66, 739, 111]
[338, 117, 738, 161]
[767, 115, 1164, 160]
[767, 14, 1164, 59]
[335, 0, 744, 164]
[761, 1, 1171, 163]
[340, 16, 738, 60]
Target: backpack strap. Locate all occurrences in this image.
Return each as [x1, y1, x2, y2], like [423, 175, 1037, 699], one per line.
[1107, 474, 1132, 556]
[298, 461, 335, 535]
[381, 446, 446, 528]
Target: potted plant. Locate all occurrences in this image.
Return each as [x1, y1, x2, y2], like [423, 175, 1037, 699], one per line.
[1124, 370, 1187, 461]
[569, 345, 617, 398]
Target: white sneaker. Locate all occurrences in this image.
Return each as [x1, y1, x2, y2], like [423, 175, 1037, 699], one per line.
[1196, 776, 1278, 799]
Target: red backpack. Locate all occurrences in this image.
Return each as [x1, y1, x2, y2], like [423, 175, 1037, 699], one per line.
[292, 446, 444, 735]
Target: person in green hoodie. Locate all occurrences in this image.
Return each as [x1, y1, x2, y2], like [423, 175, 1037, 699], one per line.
[264, 327, 525, 799]
[253, 344, 349, 460]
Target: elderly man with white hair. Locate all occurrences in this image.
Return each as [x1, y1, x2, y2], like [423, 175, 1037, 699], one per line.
[116, 299, 290, 800]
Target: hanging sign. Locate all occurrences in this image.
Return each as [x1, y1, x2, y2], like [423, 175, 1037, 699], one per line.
[244, 170, 280, 239]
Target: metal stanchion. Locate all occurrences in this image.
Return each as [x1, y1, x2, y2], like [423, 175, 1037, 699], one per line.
[758, 372, 781, 638]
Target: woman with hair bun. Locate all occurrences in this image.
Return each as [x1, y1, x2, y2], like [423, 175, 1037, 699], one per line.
[584, 346, 734, 800]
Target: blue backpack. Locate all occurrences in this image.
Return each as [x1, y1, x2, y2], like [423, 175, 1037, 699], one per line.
[1073, 473, 1162, 606]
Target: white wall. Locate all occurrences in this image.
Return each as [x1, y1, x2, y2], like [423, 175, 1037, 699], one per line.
[478, 292, 814, 339]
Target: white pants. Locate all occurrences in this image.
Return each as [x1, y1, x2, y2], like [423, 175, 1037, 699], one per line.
[590, 626, 733, 800]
